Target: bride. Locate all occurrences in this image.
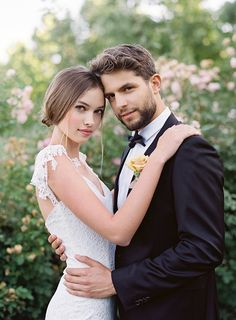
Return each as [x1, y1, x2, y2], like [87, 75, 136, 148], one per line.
[31, 66, 198, 319]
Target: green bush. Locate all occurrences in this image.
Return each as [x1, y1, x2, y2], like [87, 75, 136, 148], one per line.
[155, 34, 236, 319]
[0, 137, 63, 320]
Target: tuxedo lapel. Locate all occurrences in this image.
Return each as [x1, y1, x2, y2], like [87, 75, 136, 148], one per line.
[113, 113, 180, 212]
[113, 145, 131, 212]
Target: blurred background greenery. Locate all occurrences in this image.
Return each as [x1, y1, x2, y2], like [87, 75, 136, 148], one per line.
[0, 0, 236, 319]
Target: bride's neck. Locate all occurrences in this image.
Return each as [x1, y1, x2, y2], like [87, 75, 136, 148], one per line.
[50, 126, 80, 158]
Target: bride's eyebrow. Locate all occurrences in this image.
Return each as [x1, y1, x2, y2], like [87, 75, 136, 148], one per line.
[75, 101, 89, 106]
[75, 101, 105, 110]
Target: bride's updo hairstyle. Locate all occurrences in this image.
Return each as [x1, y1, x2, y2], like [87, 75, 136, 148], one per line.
[42, 66, 104, 127]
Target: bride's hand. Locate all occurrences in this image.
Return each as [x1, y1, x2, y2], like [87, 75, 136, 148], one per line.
[154, 124, 200, 163]
[48, 234, 67, 261]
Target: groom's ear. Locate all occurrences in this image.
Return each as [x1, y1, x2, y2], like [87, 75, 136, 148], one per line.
[150, 74, 161, 93]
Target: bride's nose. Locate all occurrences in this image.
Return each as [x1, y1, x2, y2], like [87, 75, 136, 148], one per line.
[83, 113, 94, 127]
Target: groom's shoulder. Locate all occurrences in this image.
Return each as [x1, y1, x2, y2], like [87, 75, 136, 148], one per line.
[175, 134, 221, 161]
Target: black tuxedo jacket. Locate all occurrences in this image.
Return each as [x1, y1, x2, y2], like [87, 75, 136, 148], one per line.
[111, 114, 224, 320]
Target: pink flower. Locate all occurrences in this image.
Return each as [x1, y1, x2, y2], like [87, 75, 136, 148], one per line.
[227, 82, 235, 90]
[112, 158, 121, 166]
[7, 97, 18, 106]
[17, 112, 27, 124]
[22, 100, 33, 112]
[189, 75, 200, 86]
[37, 138, 51, 150]
[199, 70, 213, 83]
[23, 85, 33, 95]
[171, 81, 182, 98]
[162, 70, 175, 79]
[225, 47, 235, 57]
[207, 82, 221, 92]
[113, 126, 125, 136]
[170, 101, 180, 111]
[230, 57, 236, 68]
[222, 38, 231, 46]
[188, 64, 198, 73]
[200, 59, 213, 68]
[10, 85, 34, 124]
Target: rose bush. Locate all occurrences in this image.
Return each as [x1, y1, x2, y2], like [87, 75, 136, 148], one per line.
[156, 34, 236, 320]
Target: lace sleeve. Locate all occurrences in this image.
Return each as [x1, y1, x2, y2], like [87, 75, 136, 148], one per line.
[31, 145, 67, 206]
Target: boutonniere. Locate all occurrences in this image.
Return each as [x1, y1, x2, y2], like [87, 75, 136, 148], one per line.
[127, 155, 149, 188]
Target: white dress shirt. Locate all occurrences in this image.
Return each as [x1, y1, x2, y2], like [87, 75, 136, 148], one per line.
[117, 107, 171, 208]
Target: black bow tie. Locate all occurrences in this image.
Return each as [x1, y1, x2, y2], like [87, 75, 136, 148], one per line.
[128, 131, 146, 148]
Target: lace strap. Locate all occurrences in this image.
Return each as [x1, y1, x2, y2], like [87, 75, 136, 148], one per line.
[31, 145, 67, 206]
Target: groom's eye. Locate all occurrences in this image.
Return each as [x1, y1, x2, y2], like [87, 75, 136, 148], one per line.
[124, 86, 133, 92]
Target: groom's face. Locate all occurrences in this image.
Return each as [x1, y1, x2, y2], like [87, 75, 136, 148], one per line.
[101, 70, 159, 131]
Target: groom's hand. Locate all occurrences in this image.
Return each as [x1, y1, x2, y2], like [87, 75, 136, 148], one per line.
[64, 255, 116, 298]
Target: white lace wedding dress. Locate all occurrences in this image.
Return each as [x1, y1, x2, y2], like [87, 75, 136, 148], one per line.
[31, 145, 116, 320]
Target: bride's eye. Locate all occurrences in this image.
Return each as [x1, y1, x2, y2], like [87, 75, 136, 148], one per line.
[95, 108, 104, 116]
[75, 105, 86, 111]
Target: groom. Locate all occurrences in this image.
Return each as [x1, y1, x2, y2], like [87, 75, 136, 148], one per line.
[50, 44, 224, 319]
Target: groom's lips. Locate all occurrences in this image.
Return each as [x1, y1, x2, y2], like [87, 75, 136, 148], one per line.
[120, 110, 136, 119]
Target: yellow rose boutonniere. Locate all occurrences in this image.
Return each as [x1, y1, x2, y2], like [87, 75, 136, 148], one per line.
[127, 155, 149, 178]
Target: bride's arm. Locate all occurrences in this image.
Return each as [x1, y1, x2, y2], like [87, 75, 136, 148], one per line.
[48, 125, 198, 246]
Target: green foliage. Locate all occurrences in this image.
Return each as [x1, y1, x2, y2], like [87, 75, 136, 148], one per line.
[76, 0, 160, 63]
[218, 0, 236, 31]
[0, 137, 63, 319]
[76, 0, 223, 65]
[155, 35, 236, 319]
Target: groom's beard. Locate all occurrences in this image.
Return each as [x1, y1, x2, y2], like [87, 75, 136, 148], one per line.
[118, 96, 157, 131]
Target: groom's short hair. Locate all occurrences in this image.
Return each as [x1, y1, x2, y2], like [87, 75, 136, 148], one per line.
[89, 44, 156, 80]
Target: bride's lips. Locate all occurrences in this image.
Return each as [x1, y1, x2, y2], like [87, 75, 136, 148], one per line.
[78, 129, 93, 137]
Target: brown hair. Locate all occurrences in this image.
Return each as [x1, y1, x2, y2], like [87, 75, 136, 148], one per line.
[42, 66, 104, 127]
[89, 44, 156, 80]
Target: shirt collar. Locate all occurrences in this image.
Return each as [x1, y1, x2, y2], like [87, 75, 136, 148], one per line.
[137, 107, 171, 143]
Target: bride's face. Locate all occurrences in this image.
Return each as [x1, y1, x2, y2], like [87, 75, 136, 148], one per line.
[58, 87, 105, 145]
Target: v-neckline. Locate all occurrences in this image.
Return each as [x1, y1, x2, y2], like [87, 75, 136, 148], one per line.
[82, 176, 106, 198]
[71, 156, 105, 198]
